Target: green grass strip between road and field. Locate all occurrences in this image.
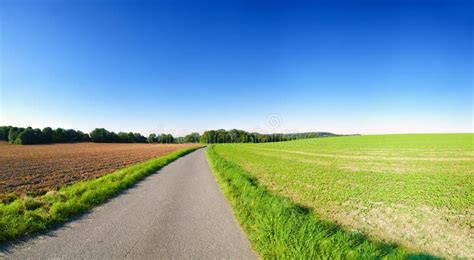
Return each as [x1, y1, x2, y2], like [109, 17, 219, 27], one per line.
[206, 145, 437, 259]
[0, 146, 201, 243]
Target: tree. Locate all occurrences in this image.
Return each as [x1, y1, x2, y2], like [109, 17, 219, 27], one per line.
[117, 132, 129, 143]
[147, 134, 157, 143]
[14, 128, 36, 144]
[42, 127, 54, 143]
[184, 132, 200, 143]
[8, 127, 24, 144]
[126, 132, 135, 143]
[199, 131, 210, 144]
[64, 129, 84, 142]
[109, 132, 119, 142]
[0, 126, 12, 141]
[90, 128, 112, 143]
[198, 129, 336, 144]
[33, 128, 43, 143]
[53, 128, 67, 143]
[133, 133, 146, 143]
[77, 131, 90, 142]
[174, 137, 184, 143]
[158, 134, 174, 144]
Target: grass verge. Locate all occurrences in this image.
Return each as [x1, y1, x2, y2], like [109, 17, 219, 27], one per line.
[0, 146, 201, 243]
[206, 145, 436, 259]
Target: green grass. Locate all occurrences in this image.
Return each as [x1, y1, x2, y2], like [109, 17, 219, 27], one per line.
[207, 146, 437, 259]
[0, 146, 200, 243]
[209, 134, 473, 258]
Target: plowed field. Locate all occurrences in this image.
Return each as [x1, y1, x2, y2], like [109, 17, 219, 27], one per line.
[0, 141, 199, 196]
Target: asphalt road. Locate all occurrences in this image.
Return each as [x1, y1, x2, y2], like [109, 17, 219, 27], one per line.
[1, 148, 256, 259]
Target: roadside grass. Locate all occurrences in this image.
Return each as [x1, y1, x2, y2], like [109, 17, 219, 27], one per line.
[0, 146, 201, 243]
[207, 146, 435, 259]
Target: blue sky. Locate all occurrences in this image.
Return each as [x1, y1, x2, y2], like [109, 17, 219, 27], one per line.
[1, 0, 472, 135]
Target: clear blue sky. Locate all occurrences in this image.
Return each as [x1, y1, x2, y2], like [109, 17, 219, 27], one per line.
[1, 0, 472, 136]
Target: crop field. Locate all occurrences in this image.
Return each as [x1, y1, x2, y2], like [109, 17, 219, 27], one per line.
[0, 141, 199, 197]
[210, 134, 473, 258]
[0, 147, 200, 242]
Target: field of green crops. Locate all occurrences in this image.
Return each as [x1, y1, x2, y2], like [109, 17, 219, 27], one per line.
[210, 134, 473, 258]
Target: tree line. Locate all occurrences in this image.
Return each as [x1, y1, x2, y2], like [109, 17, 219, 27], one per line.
[145, 133, 175, 144]
[0, 126, 336, 145]
[0, 126, 90, 145]
[199, 129, 336, 144]
[0, 126, 179, 145]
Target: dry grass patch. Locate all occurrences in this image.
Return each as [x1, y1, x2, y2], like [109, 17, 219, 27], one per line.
[337, 202, 473, 258]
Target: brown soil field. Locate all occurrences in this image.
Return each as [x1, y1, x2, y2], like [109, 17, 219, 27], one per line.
[0, 141, 200, 197]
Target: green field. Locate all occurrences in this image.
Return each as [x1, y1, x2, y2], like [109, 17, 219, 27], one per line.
[209, 134, 473, 258]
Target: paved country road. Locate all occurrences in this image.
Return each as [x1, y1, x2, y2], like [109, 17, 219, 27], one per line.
[1, 148, 256, 259]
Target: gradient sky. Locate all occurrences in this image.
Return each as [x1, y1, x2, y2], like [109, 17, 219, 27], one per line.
[1, 0, 472, 136]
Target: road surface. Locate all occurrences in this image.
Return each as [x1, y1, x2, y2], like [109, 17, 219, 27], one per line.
[1, 148, 256, 259]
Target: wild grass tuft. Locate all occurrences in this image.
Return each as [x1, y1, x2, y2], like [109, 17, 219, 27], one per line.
[0, 147, 200, 243]
[207, 145, 436, 259]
